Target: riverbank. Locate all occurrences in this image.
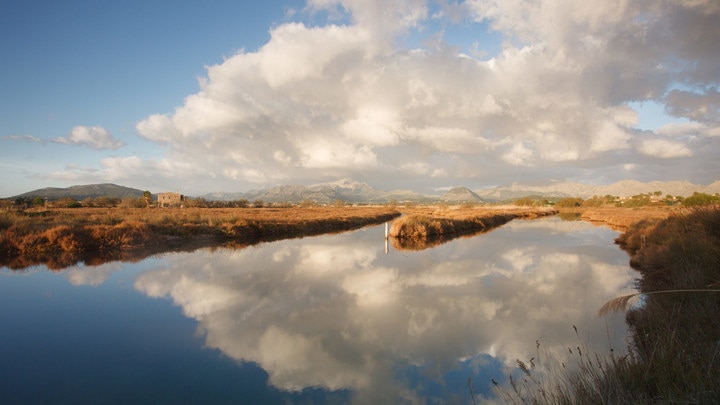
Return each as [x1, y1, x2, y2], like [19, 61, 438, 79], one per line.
[0, 205, 690, 271]
[496, 205, 720, 403]
[558, 206, 674, 230]
[0, 206, 400, 270]
[614, 206, 720, 403]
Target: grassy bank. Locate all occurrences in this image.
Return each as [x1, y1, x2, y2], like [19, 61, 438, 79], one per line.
[557, 206, 673, 231]
[0, 206, 400, 270]
[496, 206, 720, 403]
[390, 206, 558, 250]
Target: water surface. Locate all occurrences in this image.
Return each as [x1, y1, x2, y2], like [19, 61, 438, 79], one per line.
[0, 216, 636, 404]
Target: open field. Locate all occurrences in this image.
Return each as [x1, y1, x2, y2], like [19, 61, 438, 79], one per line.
[558, 206, 675, 230]
[0, 206, 400, 270]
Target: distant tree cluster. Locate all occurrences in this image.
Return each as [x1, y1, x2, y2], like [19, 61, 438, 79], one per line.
[683, 192, 720, 207]
[555, 197, 584, 208]
[513, 197, 549, 207]
[547, 191, 720, 208]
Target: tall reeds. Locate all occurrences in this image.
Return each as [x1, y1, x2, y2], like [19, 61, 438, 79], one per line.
[389, 207, 557, 250]
[495, 206, 720, 403]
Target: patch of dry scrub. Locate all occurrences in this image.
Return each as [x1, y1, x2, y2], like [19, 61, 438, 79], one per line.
[0, 206, 400, 270]
[389, 206, 557, 250]
[562, 206, 673, 231]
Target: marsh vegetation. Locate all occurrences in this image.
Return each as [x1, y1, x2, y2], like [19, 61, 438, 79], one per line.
[0, 206, 400, 269]
[389, 206, 558, 250]
[495, 206, 720, 404]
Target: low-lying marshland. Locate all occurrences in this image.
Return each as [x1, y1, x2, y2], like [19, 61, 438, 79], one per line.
[0, 204, 676, 270]
[495, 205, 720, 403]
[0, 206, 400, 269]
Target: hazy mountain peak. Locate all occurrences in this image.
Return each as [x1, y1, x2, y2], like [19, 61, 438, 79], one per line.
[441, 187, 483, 202]
[312, 178, 371, 190]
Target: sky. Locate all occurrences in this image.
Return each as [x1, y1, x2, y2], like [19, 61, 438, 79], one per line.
[1, 0, 719, 198]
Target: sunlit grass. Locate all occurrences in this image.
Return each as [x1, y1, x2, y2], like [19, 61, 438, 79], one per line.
[493, 206, 720, 403]
[389, 206, 557, 250]
[0, 206, 400, 269]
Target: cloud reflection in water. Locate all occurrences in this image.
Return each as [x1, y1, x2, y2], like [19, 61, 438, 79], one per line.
[133, 217, 636, 402]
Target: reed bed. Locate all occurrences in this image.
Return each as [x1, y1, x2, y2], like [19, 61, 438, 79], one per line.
[389, 206, 557, 250]
[0, 206, 400, 270]
[559, 206, 673, 231]
[495, 206, 720, 403]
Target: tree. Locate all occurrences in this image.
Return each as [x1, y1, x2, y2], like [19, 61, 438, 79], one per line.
[143, 191, 152, 208]
[233, 199, 249, 208]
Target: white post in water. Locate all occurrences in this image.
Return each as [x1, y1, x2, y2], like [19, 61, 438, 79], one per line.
[384, 222, 389, 254]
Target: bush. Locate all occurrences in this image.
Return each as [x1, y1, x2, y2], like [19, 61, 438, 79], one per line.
[682, 192, 720, 207]
[556, 197, 584, 207]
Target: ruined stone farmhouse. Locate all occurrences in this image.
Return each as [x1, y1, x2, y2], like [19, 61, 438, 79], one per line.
[157, 192, 184, 207]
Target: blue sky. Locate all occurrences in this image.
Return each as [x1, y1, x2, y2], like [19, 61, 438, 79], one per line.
[2, 0, 719, 197]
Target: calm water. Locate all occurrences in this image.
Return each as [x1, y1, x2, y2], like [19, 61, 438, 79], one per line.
[0, 216, 636, 404]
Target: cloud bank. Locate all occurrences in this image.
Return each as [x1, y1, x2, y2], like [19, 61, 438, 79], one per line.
[118, 0, 720, 192]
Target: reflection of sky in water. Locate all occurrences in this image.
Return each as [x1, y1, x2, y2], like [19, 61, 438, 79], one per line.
[130, 217, 636, 403]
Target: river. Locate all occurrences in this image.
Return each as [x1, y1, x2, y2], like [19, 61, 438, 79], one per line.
[0, 216, 636, 404]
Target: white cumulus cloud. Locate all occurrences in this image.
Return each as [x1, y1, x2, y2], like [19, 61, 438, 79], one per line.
[126, 0, 720, 193]
[53, 126, 124, 150]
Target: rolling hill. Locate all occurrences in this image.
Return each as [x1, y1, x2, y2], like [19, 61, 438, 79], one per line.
[12, 184, 147, 200]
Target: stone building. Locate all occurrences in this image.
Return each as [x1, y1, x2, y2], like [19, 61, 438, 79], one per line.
[157, 192, 184, 207]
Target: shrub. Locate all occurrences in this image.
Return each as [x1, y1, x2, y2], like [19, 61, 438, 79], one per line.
[682, 192, 720, 207]
[556, 197, 584, 207]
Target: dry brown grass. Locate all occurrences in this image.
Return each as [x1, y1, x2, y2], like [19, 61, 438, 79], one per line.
[559, 206, 674, 231]
[389, 205, 558, 250]
[497, 206, 720, 404]
[0, 206, 400, 270]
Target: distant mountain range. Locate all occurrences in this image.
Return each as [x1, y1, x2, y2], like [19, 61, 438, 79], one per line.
[475, 180, 720, 201]
[9, 179, 720, 204]
[201, 178, 432, 204]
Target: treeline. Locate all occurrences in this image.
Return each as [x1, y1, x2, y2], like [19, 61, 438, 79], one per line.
[514, 191, 720, 208]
